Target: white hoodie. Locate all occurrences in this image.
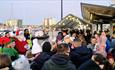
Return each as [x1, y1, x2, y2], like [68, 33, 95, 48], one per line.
[12, 55, 31, 70]
[31, 39, 42, 54]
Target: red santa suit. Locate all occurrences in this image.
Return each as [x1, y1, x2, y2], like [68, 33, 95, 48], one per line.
[15, 31, 28, 55]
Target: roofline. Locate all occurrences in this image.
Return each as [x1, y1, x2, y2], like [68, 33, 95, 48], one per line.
[54, 14, 91, 28]
[81, 3, 115, 19]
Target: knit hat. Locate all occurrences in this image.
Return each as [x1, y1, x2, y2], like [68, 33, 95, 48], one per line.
[31, 39, 42, 54]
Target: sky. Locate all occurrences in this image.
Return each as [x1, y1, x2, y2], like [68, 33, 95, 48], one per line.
[0, 0, 112, 25]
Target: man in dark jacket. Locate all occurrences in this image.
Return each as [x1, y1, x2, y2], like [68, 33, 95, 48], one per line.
[70, 38, 92, 68]
[31, 42, 52, 70]
[42, 43, 76, 70]
[78, 54, 107, 70]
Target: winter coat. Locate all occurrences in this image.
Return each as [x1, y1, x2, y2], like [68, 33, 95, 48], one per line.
[42, 54, 76, 70]
[31, 39, 42, 54]
[2, 48, 19, 61]
[31, 52, 51, 70]
[106, 38, 111, 52]
[70, 46, 92, 68]
[78, 60, 101, 70]
[15, 38, 27, 54]
[111, 38, 115, 49]
[12, 55, 31, 70]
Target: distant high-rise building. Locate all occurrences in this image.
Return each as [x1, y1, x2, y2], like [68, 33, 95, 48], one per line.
[5, 19, 22, 27]
[43, 18, 56, 29]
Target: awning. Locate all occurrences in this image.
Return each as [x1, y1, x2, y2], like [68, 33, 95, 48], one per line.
[81, 3, 115, 24]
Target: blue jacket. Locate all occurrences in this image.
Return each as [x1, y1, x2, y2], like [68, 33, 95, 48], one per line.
[106, 38, 111, 52]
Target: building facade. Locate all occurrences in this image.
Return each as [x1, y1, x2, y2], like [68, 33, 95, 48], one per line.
[5, 19, 22, 27]
[43, 18, 56, 29]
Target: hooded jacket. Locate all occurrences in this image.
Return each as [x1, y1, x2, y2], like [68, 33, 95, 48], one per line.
[111, 38, 115, 49]
[15, 38, 27, 54]
[42, 54, 76, 70]
[2, 48, 19, 61]
[31, 39, 42, 54]
[70, 46, 92, 68]
[78, 60, 101, 70]
[12, 55, 31, 70]
[31, 52, 51, 70]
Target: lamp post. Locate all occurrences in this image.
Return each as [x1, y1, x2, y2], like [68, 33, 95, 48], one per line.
[61, 0, 63, 20]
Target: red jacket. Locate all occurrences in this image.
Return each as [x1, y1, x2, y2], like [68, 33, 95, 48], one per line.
[15, 38, 27, 54]
[0, 37, 3, 45]
[2, 37, 10, 45]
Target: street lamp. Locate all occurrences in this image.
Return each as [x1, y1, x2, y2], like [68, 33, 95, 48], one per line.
[61, 0, 63, 20]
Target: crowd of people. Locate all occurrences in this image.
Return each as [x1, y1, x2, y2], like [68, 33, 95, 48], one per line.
[0, 28, 115, 70]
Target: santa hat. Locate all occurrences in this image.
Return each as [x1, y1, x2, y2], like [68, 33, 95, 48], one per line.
[31, 39, 42, 54]
[16, 30, 22, 36]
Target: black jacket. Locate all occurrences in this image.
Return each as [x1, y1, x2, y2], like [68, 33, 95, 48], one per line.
[70, 46, 92, 68]
[42, 54, 76, 70]
[78, 60, 101, 70]
[31, 52, 51, 70]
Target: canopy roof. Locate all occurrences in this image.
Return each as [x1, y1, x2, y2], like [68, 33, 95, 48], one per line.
[81, 3, 115, 24]
[55, 14, 90, 29]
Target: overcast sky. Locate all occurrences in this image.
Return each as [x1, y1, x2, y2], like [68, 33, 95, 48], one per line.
[0, 0, 112, 25]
